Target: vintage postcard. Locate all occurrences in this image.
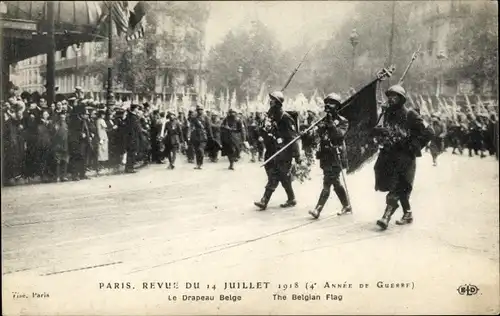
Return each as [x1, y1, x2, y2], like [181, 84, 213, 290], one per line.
[2, 1, 499, 315]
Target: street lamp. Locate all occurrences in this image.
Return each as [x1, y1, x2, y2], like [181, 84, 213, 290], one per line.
[437, 50, 447, 96]
[73, 43, 81, 86]
[349, 28, 359, 86]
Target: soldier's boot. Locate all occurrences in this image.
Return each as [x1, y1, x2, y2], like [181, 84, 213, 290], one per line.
[254, 189, 273, 210]
[309, 189, 330, 219]
[480, 150, 486, 158]
[229, 159, 235, 170]
[334, 186, 352, 216]
[281, 183, 297, 208]
[376, 205, 398, 230]
[250, 151, 256, 163]
[395, 211, 413, 225]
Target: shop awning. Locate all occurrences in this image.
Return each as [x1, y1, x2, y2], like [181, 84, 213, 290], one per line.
[1, 1, 106, 64]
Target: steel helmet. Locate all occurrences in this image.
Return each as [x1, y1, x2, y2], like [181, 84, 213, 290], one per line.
[385, 85, 407, 103]
[269, 91, 284, 104]
[324, 93, 342, 105]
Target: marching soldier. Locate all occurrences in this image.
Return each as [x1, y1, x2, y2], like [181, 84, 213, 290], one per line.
[373, 85, 433, 230]
[162, 112, 184, 169]
[450, 113, 467, 155]
[207, 112, 222, 162]
[254, 91, 302, 210]
[309, 93, 352, 219]
[429, 114, 447, 166]
[189, 105, 213, 169]
[221, 109, 247, 170]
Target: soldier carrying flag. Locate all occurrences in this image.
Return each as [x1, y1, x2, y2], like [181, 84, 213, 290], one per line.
[373, 85, 434, 230]
[309, 93, 352, 219]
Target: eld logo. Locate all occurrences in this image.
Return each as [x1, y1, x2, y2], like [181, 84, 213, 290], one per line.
[457, 284, 479, 296]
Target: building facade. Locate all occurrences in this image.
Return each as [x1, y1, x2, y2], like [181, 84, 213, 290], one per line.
[9, 2, 210, 106]
[407, 0, 496, 97]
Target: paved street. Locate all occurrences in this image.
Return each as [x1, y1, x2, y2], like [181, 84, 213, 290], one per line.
[2, 151, 499, 315]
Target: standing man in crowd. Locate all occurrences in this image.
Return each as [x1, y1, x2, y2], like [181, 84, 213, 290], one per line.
[124, 103, 144, 174]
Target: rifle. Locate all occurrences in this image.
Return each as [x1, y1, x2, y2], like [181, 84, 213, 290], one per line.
[261, 66, 395, 167]
[281, 46, 314, 92]
[398, 44, 421, 85]
[375, 45, 422, 126]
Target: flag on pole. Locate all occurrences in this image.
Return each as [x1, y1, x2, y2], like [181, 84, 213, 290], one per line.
[339, 79, 380, 174]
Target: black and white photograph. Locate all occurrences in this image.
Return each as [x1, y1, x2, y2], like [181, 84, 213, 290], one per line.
[1, 1, 499, 314]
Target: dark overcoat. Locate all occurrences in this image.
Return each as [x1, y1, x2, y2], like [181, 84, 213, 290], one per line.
[374, 106, 433, 192]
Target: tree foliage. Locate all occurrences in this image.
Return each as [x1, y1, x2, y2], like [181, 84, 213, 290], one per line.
[205, 20, 292, 103]
[446, 2, 498, 93]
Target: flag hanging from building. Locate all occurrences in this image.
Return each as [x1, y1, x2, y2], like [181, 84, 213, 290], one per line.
[126, 19, 145, 41]
[107, 1, 130, 36]
[100, 1, 148, 40]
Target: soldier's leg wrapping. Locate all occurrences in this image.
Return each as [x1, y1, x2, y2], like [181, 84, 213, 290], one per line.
[258, 143, 264, 161]
[171, 150, 177, 166]
[187, 142, 195, 161]
[279, 160, 295, 201]
[315, 172, 332, 210]
[265, 166, 280, 192]
[195, 142, 206, 166]
[329, 166, 349, 207]
[228, 153, 235, 168]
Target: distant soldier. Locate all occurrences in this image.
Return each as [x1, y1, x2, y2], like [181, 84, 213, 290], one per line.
[207, 113, 222, 162]
[163, 113, 184, 169]
[429, 114, 447, 166]
[449, 113, 468, 155]
[372, 85, 433, 230]
[189, 105, 213, 169]
[254, 91, 302, 210]
[309, 93, 352, 219]
[221, 109, 247, 170]
[300, 110, 318, 165]
[467, 114, 487, 158]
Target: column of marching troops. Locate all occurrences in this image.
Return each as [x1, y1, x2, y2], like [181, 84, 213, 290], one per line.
[2, 85, 498, 230]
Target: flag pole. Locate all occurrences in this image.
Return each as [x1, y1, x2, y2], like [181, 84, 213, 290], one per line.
[107, 4, 114, 108]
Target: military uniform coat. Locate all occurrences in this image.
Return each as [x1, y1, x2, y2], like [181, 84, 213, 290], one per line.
[272, 111, 300, 162]
[220, 116, 246, 157]
[189, 114, 213, 144]
[373, 106, 433, 192]
[163, 120, 184, 151]
[316, 114, 349, 170]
